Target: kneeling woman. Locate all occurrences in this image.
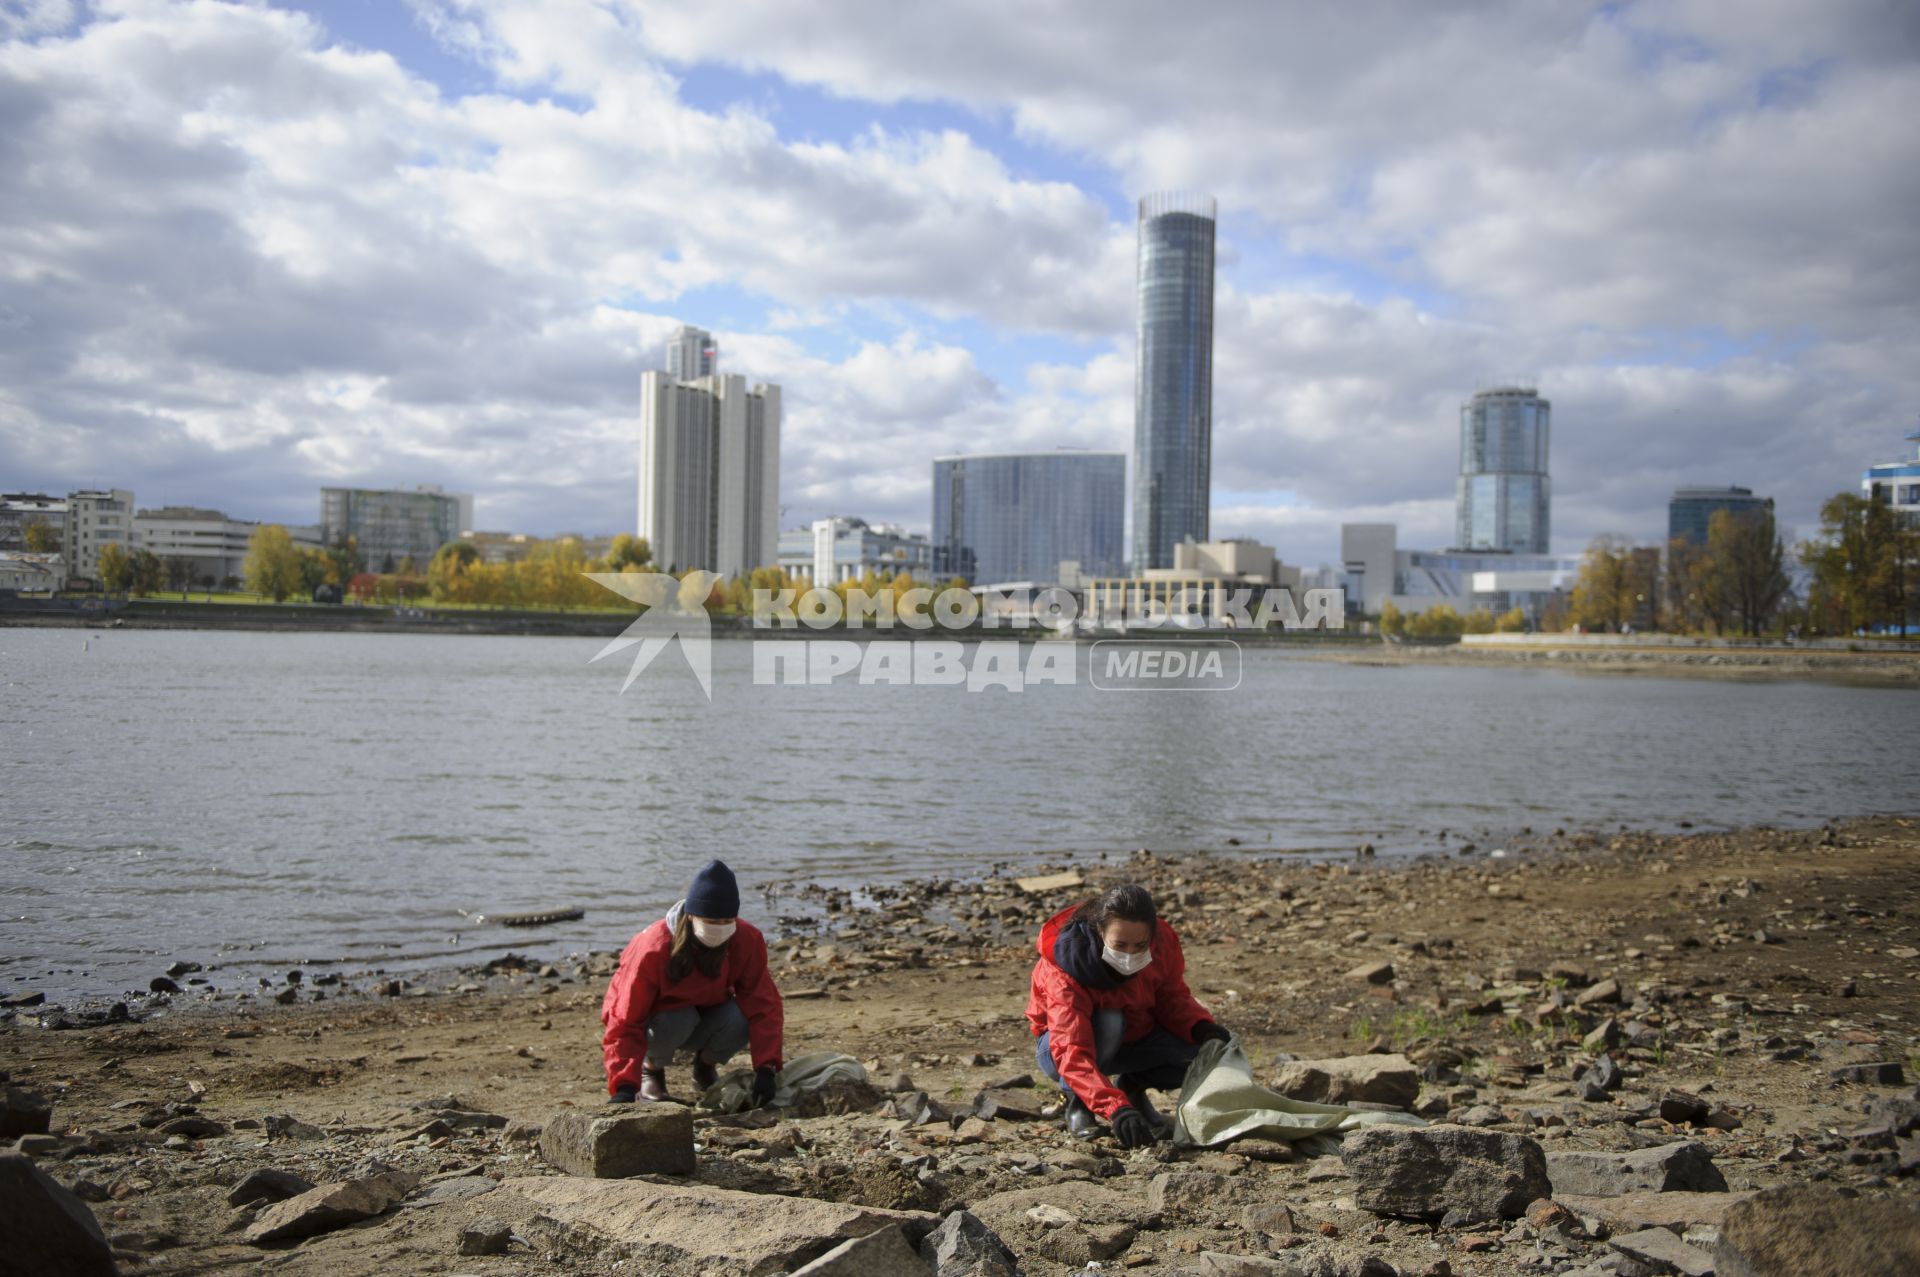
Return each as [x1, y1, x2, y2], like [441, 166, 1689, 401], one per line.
[601, 859, 784, 1106]
[1027, 884, 1229, 1146]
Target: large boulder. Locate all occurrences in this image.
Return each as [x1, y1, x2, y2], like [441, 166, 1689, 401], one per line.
[243, 1168, 418, 1244]
[1545, 1141, 1726, 1197]
[918, 1210, 1020, 1277]
[1715, 1185, 1920, 1277]
[1559, 1189, 1755, 1236]
[1271, 1054, 1419, 1108]
[1609, 1227, 1716, 1277]
[1341, 1123, 1550, 1223]
[496, 1175, 936, 1276]
[1147, 1170, 1261, 1217]
[539, 1105, 695, 1178]
[0, 1152, 117, 1276]
[970, 1182, 1144, 1268]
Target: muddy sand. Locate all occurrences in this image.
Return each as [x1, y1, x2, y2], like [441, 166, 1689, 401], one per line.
[5, 816, 1920, 1275]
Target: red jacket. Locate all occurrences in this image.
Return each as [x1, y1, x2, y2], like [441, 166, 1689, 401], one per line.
[1025, 904, 1212, 1119]
[600, 914, 784, 1092]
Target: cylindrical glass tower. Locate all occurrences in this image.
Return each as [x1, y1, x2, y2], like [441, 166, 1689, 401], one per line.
[1132, 191, 1216, 571]
[1455, 386, 1551, 553]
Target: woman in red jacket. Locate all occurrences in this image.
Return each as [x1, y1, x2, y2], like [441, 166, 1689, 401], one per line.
[601, 859, 785, 1105]
[1027, 884, 1230, 1145]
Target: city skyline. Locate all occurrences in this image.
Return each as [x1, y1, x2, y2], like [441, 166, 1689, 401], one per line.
[2, 2, 1914, 570]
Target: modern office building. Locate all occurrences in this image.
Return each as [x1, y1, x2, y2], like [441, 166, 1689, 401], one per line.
[638, 367, 781, 578]
[1864, 431, 1920, 520]
[932, 451, 1125, 586]
[665, 324, 716, 383]
[1668, 486, 1772, 546]
[63, 489, 135, 585]
[319, 485, 472, 573]
[1132, 191, 1217, 570]
[775, 516, 932, 583]
[134, 507, 323, 586]
[1341, 522, 1580, 621]
[1455, 386, 1551, 554]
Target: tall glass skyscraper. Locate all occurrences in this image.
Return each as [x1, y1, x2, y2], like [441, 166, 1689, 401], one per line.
[931, 451, 1126, 585]
[1455, 387, 1551, 554]
[1132, 192, 1216, 570]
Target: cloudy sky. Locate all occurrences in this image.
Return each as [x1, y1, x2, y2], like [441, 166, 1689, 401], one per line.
[3, 0, 1915, 568]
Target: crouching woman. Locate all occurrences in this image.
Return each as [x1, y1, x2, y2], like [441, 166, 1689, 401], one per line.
[1026, 884, 1230, 1146]
[601, 859, 784, 1106]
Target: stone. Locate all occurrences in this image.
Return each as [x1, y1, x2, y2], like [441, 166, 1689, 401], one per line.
[1272, 1054, 1419, 1109]
[1242, 1202, 1297, 1234]
[971, 1182, 1143, 1267]
[1015, 871, 1083, 894]
[1560, 1191, 1756, 1236]
[243, 1169, 418, 1244]
[0, 1152, 117, 1276]
[1188, 1254, 1307, 1276]
[1829, 1062, 1905, 1086]
[1574, 979, 1621, 1008]
[1659, 1093, 1711, 1126]
[1025, 1204, 1075, 1227]
[0, 1087, 53, 1139]
[1546, 1142, 1727, 1197]
[1577, 1055, 1624, 1101]
[406, 1175, 497, 1206]
[226, 1168, 314, 1207]
[157, 1114, 226, 1139]
[973, 1088, 1047, 1122]
[1583, 1020, 1623, 1053]
[539, 1104, 695, 1178]
[1714, 1184, 1920, 1277]
[458, 1217, 514, 1256]
[1341, 1124, 1551, 1223]
[1610, 1227, 1716, 1276]
[790, 1223, 933, 1276]
[1347, 960, 1396, 985]
[1149, 1170, 1258, 1215]
[918, 1209, 1019, 1277]
[496, 1175, 935, 1273]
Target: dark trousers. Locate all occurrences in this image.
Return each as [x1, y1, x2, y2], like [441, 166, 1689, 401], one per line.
[1035, 1008, 1197, 1106]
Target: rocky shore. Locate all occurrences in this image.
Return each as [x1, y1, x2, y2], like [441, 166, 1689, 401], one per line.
[1307, 641, 1920, 685]
[5, 816, 1920, 1275]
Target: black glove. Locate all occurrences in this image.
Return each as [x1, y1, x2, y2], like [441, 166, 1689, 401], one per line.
[1109, 1105, 1155, 1148]
[610, 1085, 636, 1104]
[750, 1066, 778, 1108]
[1193, 1021, 1231, 1045]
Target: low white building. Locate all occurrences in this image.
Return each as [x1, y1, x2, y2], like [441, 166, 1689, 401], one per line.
[1864, 430, 1920, 519]
[0, 550, 66, 592]
[134, 507, 324, 587]
[776, 516, 932, 583]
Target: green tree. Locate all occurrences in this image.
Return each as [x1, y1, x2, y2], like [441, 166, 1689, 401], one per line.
[1800, 492, 1911, 635]
[243, 524, 303, 602]
[1708, 506, 1790, 637]
[128, 548, 165, 597]
[1571, 535, 1637, 631]
[96, 541, 132, 593]
[326, 534, 364, 585]
[22, 518, 57, 553]
[606, 533, 652, 570]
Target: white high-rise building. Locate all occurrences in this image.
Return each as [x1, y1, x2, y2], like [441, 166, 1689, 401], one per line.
[638, 366, 780, 578]
[665, 325, 716, 382]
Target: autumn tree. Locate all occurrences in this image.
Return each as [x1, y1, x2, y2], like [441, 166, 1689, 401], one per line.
[1708, 506, 1791, 637]
[1800, 492, 1913, 636]
[243, 524, 304, 602]
[23, 518, 58, 553]
[96, 542, 132, 593]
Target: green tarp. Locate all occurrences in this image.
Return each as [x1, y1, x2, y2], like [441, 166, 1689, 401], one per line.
[699, 1050, 869, 1114]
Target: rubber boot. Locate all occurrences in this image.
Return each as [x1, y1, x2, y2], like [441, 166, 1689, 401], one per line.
[1064, 1094, 1100, 1140]
[639, 1066, 670, 1102]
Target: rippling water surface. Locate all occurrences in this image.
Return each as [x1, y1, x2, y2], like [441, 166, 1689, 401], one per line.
[3, 628, 1915, 998]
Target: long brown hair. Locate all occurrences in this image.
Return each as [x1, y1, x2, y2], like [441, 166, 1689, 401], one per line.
[666, 913, 729, 983]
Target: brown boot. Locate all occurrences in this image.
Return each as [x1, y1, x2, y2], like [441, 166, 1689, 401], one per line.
[639, 1066, 669, 1102]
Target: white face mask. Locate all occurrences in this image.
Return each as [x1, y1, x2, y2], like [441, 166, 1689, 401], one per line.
[691, 919, 737, 948]
[1101, 945, 1152, 976]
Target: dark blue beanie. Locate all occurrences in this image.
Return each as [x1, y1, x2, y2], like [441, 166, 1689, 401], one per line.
[684, 858, 740, 919]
